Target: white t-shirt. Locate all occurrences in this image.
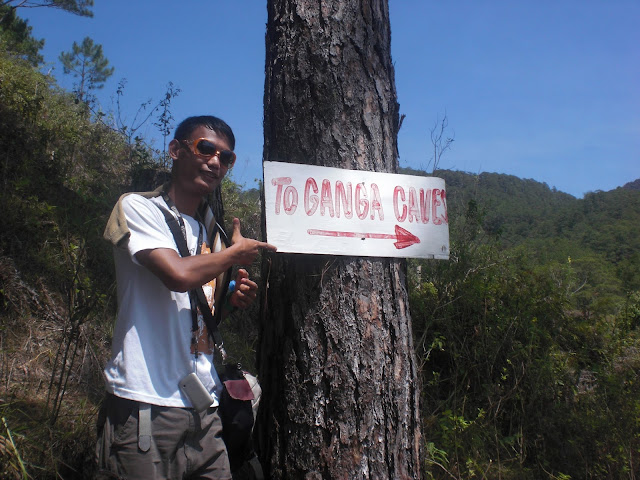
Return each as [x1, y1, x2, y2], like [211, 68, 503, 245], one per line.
[104, 194, 223, 407]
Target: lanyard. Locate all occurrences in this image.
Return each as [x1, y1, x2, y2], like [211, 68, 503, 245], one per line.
[161, 192, 204, 340]
[161, 192, 203, 253]
[156, 191, 230, 361]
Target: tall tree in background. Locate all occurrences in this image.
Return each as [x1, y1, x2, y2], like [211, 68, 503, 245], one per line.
[59, 36, 114, 104]
[0, 0, 93, 17]
[258, 1, 422, 478]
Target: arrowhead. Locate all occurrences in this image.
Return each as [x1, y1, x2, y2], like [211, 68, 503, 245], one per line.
[394, 225, 420, 249]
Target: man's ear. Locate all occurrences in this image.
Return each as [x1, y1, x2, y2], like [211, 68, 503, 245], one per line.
[168, 138, 181, 160]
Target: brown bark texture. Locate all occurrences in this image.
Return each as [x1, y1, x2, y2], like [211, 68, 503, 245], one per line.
[258, 1, 422, 478]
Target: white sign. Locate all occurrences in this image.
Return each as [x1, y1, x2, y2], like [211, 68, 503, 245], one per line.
[263, 161, 449, 259]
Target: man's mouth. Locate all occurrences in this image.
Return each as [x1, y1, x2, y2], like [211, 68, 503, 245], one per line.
[201, 170, 218, 181]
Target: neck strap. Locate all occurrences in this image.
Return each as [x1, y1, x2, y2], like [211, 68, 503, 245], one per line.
[155, 198, 227, 360]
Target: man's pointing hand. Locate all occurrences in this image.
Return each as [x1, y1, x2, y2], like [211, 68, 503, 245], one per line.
[229, 218, 277, 265]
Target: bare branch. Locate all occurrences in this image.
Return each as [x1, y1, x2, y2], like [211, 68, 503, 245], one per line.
[428, 112, 455, 174]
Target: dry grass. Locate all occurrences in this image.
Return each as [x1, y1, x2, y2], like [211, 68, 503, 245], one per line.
[1, 255, 110, 479]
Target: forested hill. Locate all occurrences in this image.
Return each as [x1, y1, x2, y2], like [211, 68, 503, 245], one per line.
[401, 166, 639, 244]
[401, 167, 640, 295]
[624, 178, 640, 190]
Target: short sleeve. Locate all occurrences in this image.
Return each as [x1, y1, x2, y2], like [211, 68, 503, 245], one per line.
[121, 195, 177, 260]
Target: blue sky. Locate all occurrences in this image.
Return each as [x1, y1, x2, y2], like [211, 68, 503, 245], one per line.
[20, 1, 639, 198]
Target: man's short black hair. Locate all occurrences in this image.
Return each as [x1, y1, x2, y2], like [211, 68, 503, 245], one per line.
[173, 115, 236, 150]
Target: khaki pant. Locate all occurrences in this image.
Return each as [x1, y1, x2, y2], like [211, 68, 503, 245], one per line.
[96, 393, 231, 480]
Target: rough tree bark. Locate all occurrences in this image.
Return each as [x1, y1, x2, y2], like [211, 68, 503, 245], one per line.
[258, 1, 422, 478]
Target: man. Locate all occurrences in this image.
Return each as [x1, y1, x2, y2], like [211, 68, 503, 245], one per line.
[97, 115, 276, 479]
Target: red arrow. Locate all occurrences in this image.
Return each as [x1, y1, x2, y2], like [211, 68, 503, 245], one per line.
[307, 225, 420, 249]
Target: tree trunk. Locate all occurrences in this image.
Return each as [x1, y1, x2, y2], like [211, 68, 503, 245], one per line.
[258, 1, 422, 478]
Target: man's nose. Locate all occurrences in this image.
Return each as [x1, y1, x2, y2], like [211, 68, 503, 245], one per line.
[206, 153, 221, 168]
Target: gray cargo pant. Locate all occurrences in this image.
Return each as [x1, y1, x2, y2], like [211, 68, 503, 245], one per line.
[96, 393, 231, 479]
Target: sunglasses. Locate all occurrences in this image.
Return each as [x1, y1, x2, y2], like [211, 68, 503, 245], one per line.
[181, 138, 236, 167]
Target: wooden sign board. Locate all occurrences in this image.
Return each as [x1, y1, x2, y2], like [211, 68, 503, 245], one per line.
[263, 161, 449, 259]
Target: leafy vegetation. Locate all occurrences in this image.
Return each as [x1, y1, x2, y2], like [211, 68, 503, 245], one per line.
[0, 42, 260, 477]
[406, 171, 640, 478]
[1, 10, 639, 479]
[0, 48, 130, 478]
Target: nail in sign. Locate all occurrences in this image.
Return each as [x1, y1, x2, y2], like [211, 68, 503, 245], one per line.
[263, 161, 449, 259]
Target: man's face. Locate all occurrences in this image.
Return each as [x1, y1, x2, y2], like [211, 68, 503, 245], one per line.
[169, 126, 233, 196]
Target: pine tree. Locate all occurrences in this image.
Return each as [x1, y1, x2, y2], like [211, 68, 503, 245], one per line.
[258, 0, 422, 477]
[0, 0, 94, 18]
[0, 4, 44, 65]
[59, 36, 114, 104]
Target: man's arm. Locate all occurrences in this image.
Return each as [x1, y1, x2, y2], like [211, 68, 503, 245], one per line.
[136, 218, 276, 293]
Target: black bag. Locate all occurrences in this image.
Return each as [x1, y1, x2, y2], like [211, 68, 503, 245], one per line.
[219, 363, 263, 478]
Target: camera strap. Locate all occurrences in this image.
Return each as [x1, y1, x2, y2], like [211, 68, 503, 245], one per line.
[156, 195, 231, 361]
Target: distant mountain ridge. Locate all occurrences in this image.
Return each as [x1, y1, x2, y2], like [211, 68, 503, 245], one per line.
[623, 178, 640, 191]
[399, 167, 640, 293]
